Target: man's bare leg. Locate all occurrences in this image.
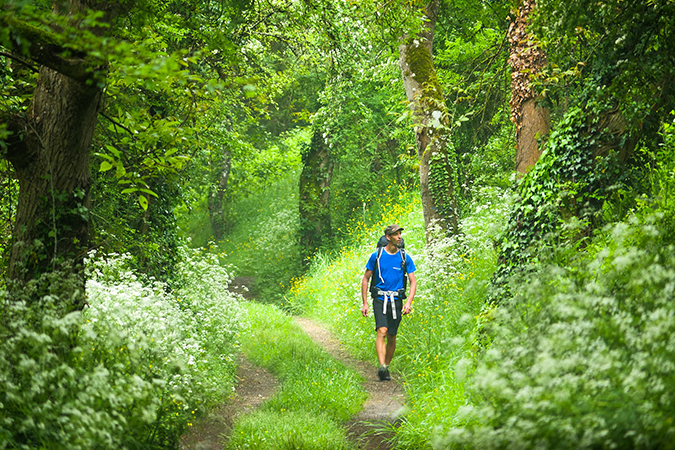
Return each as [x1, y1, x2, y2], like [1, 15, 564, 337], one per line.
[376, 327, 388, 365]
[385, 333, 397, 365]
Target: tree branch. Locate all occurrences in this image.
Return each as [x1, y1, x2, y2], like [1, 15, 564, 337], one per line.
[99, 111, 134, 136]
[0, 51, 39, 73]
[0, 15, 105, 84]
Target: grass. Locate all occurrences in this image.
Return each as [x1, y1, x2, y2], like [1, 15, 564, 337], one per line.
[226, 302, 366, 450]
[227, 410, 354, 450]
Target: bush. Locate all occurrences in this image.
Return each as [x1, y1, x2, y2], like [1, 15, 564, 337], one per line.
[440, 210, 675, 450]
[0, 246, 246, 449]
[433, 113, 675, 450]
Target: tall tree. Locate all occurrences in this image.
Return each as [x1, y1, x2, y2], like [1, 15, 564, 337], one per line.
[508, 0, 550, 174]
[1, 1, 126, 295]
[398, 0, 459, 239]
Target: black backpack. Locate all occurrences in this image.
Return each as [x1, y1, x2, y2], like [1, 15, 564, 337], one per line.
[369, 235, 408, 299]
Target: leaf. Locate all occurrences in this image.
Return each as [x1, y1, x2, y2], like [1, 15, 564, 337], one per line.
[105, 145, 122, 158]
[99, 161, 114, 172]
[138, 195, 149, 210]
[94, 152, 115, 161]
[121, 188, 138, 194]
[139, 188, 159, 198]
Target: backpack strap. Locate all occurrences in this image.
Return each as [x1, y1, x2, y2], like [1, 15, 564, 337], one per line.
[401, 248, 408, 293]
[369, 246, 384, 298]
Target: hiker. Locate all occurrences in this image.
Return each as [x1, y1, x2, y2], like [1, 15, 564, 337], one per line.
[361, 224, 417, 381]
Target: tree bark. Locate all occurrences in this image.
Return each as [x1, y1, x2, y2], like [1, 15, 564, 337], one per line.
[6, 67, 100, 287]
[398, 0, 459, 240]
[298, 129, 333, 259]
[508, 0, 550, 174]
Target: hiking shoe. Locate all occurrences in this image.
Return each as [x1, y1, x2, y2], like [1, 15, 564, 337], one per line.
[378, 365, 391, 381]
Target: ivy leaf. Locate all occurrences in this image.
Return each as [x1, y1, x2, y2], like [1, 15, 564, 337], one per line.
[99, 161, 114, 172]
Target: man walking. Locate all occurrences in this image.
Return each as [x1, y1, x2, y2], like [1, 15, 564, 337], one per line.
[361, 224, 417, 381]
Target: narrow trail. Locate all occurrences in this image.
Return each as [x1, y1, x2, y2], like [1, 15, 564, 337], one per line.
[182, 276, 405, 450]
[294, 317, 405, 450]
[180, 357, 279, 450]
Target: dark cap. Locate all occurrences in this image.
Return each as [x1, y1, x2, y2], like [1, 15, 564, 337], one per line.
[384, 224, 404, 235]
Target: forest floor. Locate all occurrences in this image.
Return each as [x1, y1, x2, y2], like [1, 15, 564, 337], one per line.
[180, 308, 405, 449]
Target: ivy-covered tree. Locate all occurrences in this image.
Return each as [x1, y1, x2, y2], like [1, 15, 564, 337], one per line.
[508, 0, 550, 174]
[399, 0, 459, 238]
[487, 0, 675, 304]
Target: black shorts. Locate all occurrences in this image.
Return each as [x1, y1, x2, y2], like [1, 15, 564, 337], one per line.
[372, 297, 403, 335]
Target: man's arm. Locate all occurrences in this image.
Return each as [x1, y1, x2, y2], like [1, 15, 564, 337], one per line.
[361, 269, 373, 317]
[403, 272, 416, 315]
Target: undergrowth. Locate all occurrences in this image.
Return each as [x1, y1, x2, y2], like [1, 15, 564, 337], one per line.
[433, 113, 675, 449]
[439, 209, 675, 449]
[0, 246, 245, 449]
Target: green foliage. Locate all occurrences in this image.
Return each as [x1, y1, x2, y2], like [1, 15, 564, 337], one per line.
[300, 2, 422, 245]
[0, 248, 246, 449]
[315, 57, 417, 242]
[230, 302, 362, 450]
[533, 0, 675, 138]
[434, 1, 514, 195]
[642, 113, 675, 214]
[0, 164, 17, 281]
[489, 106, 641, 304]
[90, 175, 181, 282]
[440, 213, 675, 449]
[191, 160, 303, 303]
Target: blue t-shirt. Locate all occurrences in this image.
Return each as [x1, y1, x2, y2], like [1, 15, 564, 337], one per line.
[366, 249, 416, 293]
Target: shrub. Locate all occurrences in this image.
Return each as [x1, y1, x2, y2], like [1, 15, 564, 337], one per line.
[0, 246, 246, 449]
[439, 210, 675, 449]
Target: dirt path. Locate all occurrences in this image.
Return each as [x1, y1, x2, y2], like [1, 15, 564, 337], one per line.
[294, 317, 405, 450]
[182, 314, 405, 450]
[180, 357, 279, 450]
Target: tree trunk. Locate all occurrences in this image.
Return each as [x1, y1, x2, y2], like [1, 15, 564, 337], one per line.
[298, 129, 333, 259]
[1, 0, 121, 302]
[398, 0, 459, 240]
[508, 0, 550, 174]
[208, 151, 232, 241]
[6, 68, 100, 290]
